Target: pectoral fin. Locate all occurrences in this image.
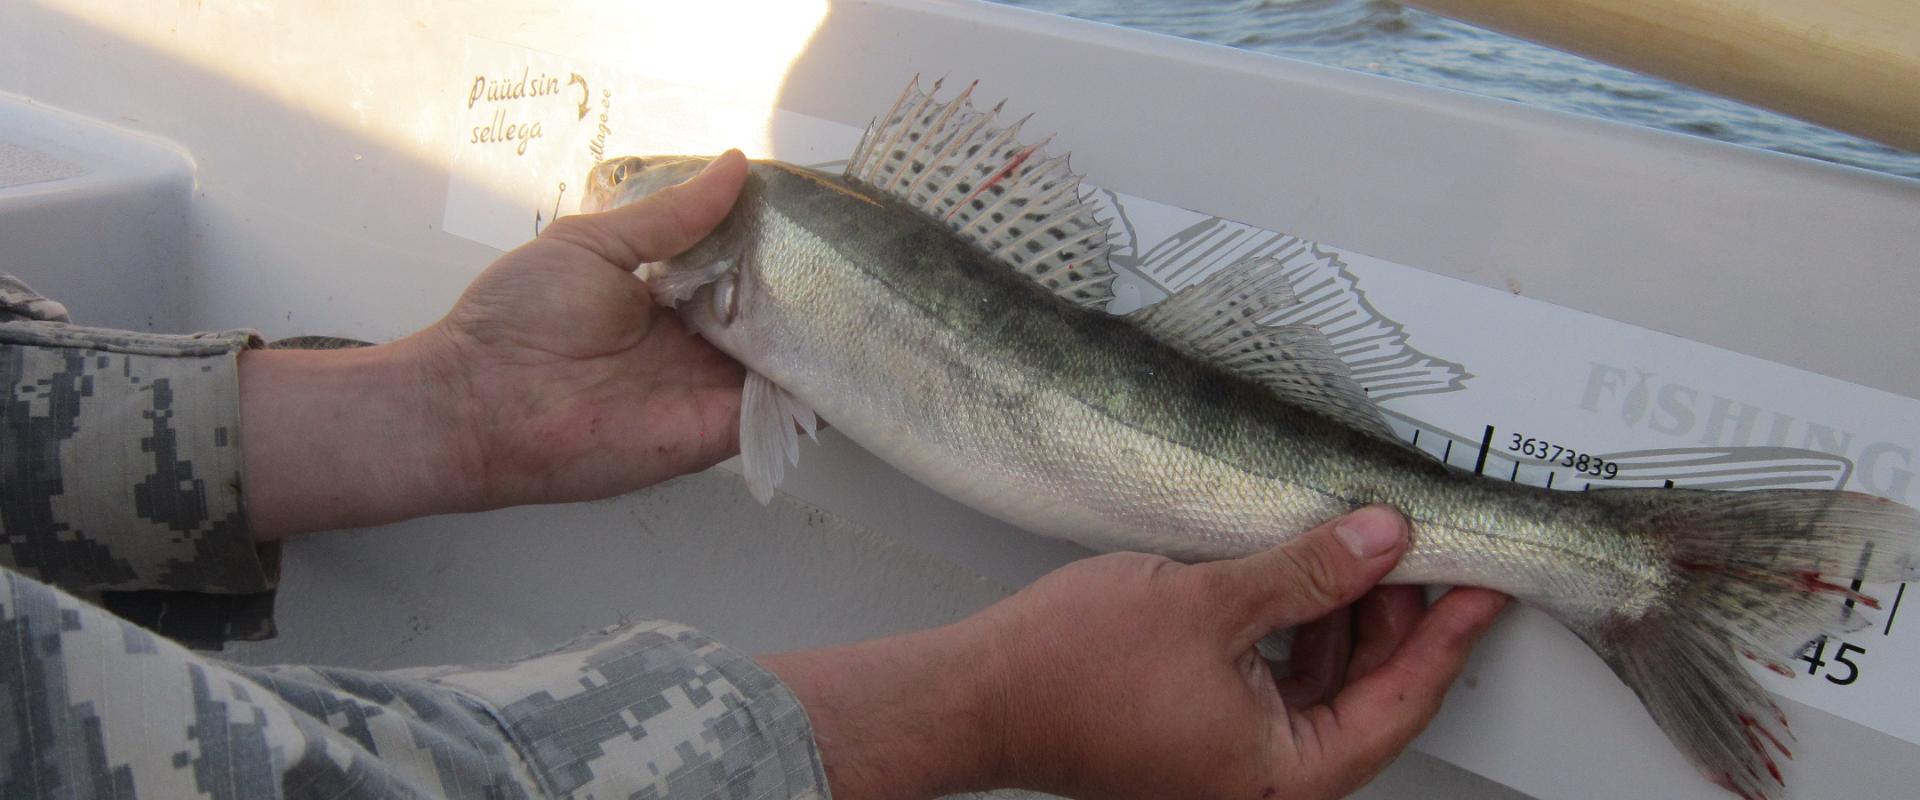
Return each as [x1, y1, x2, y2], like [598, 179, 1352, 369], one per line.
[647, 257, 735, 307]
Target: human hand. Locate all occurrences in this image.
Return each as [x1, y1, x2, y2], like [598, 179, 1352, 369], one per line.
[239, 151, 749, 538]
[762, 506, 1510, 800]
[978, 505, 1510, 799]
[421, 150, 750, 509]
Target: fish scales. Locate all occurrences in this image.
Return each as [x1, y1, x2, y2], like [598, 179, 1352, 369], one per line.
[691, 163, 1661, 628]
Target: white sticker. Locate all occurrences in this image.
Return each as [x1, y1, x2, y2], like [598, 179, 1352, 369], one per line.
[444, 37, 846, 252]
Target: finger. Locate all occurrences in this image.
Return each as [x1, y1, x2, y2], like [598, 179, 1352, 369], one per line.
[1275, 606, 1353, 708]
[1202, 505, 1410, 646]
[1348, 585, 1426, 677]
[1307, 588, 1511, 779]
[544, 149, 749, 270]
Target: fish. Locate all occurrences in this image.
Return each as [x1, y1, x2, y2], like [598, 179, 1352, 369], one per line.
[580, 78, 1920, 799]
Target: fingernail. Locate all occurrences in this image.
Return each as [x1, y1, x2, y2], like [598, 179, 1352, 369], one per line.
[1334, 506, 1405, 559]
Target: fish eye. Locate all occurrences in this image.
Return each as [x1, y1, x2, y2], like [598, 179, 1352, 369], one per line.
[611, 161, 631, 184]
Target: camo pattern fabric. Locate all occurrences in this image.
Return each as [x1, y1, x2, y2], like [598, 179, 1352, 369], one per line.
[2, 274, 271, 595]
[1, 569, 828, 799]
[2, 273, 282, 646]
[1, 274, 831, 797]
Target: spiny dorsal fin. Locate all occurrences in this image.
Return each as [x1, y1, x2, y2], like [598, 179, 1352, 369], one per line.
[1129, 255, 1400, 441]
[847, 77, 1116, 309]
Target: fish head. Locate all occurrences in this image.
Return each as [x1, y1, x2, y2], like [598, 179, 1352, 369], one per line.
[580, 155, 716, 213]
[581, 153, 754, 341]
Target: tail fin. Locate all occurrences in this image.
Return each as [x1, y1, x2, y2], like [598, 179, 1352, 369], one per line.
[1582, 488, 1920, 799]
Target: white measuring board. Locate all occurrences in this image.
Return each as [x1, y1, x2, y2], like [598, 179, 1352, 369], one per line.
[442, 34, 1920, 758]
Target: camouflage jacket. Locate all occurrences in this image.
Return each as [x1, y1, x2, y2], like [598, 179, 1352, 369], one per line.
[0, 275, 828, 798]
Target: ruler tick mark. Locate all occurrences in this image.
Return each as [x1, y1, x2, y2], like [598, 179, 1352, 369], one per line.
[1846, 544, 1876, 619]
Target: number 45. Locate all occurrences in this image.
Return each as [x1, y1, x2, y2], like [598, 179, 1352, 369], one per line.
[1796, 637, 1865, 686]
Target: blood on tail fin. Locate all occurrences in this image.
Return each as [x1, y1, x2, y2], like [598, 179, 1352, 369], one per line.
[1579, 488, 1920, 799]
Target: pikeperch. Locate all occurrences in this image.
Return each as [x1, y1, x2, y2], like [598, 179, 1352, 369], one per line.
[582, 79, 1920, 799]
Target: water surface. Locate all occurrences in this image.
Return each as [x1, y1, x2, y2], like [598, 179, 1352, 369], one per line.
[997, 0, 1920, 180]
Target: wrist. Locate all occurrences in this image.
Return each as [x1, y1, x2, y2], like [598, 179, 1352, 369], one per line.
[404, 326, 491, 512]
[761, 620, 1011, 799]
[963, 606, 1060, 794]
[238, 337, 478, 538]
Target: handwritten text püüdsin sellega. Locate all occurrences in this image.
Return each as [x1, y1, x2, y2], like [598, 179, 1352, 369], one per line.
[467, 68, 563, 156]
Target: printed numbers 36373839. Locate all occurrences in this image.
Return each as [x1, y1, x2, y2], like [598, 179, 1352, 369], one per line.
[1507, 433, 1619, 479]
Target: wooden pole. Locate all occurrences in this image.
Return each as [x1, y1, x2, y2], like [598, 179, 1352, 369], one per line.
[1404, 0, 1920, 155]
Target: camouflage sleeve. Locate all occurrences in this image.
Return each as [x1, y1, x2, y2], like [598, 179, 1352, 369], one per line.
[2, 567, 829, 799]
[2, 273, 279, 644]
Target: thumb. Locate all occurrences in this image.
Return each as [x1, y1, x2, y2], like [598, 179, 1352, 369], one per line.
[541, 149, 749, 270]
[1207, 505, 1410, 647]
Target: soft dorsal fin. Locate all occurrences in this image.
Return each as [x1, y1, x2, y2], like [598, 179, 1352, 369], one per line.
[1114, 214, 1470, 403]
[1129, 255, 1400, 441]
[847, 77, 1116, 309]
